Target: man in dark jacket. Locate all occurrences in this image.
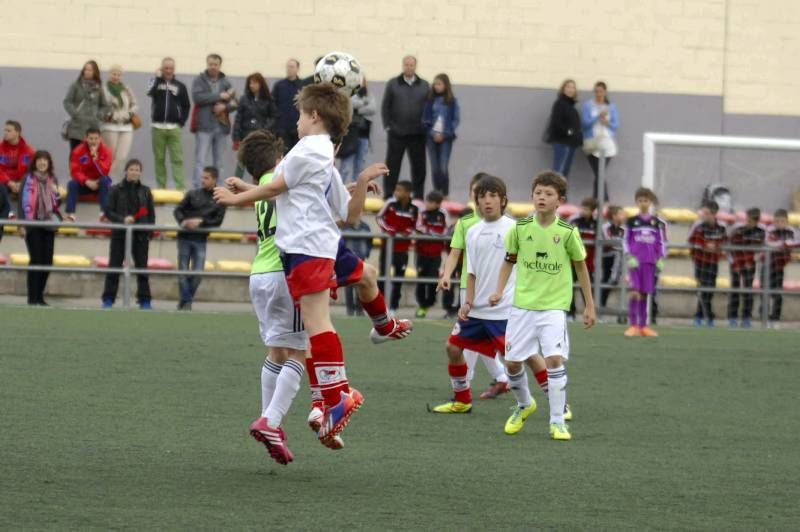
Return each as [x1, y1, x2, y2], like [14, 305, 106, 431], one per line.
[102, 159, 155, 309]
[381, 56, 430, 200]
[192, 53, 236, 188]
[272, 58, 304, 153]
[173, 166, 226, 310]
[147, 57, 191, 189]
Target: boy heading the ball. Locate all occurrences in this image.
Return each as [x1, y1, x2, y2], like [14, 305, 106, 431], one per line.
[490, 171, 595, 441]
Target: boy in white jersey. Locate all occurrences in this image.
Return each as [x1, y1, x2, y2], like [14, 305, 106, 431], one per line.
[491, 171, 595, 441]
[431, 175, 517, 413]
[215, 84, 386, 448]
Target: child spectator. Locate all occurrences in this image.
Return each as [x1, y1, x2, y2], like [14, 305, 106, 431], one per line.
[342, 218, 374, 316]
[376, 180, 419, 310]
[601, 205, 626, 313]
[688, 200, 727, 327]
[66, 127, 112, 217]
[0, 120, 35, 201]
[568, 197, 597, 319]
[764, 209, 798, 325]
[415, 190, 447, 317]
[727, 207, 766, 328]
[422, 73, 460, 196]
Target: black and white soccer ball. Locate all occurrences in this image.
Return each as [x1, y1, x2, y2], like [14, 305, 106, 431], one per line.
[313, 51, 363, 96]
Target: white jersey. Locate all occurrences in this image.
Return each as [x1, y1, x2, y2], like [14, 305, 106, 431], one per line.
[274, 135, 350, 260]
[465, 215, 516, 320]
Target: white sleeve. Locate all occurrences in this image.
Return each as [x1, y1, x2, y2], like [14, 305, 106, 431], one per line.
[326, 167, 351, 221]
[283, 146, 327, 189]
[466, 229, 477, 276]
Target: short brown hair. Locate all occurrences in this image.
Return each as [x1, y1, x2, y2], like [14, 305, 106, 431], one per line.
[5, 120, 22, 133]
[774, 208, 788, 219]
[238, 130, 284, 179]
[295, 83, 352, 143]
[474, 175, 508, 212]
[606, 205, 623, 219]
[581, 197, 599, 212]
[635, 187, 658, 203]
[532, 171, 568, 198]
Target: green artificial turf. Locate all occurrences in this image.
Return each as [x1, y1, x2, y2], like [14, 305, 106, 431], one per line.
[1, 306, 798, 530]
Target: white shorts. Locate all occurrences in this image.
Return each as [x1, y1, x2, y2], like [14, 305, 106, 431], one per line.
[249, 272, 308, 351]
[504, 308, 570, 362]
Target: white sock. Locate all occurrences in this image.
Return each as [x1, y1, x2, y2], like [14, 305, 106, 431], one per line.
[464, 349, 479, 383]
[482, 355, 508, 383]
[261, 358, 282, 417]
[506, 367, 532, 407]
[264, 359, 305, 427]
[547, 366, 568, 424]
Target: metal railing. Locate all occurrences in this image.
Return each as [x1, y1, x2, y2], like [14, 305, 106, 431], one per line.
[0, 218, 796, 326]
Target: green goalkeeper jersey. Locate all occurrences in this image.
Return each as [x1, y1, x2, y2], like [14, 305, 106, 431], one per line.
[450, 211, 481, 282]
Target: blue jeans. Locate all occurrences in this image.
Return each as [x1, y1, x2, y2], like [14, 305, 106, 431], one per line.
[178, 238, 207, 303]
[338, 137, 370, 183]
[552, 143, 578, 177]
[194, 130, 227, 188]
[66, 176, 112, 214]
[426, 137, 453, 196]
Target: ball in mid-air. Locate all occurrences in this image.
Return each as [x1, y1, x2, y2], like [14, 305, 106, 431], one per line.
[313, 51, 363, 96]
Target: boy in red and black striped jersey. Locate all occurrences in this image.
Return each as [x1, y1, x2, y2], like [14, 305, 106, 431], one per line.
[568, 197, 597, 319]
[377, 180, 419, 310]
[765, 209, 799, 323]
[688, 200, 727, 326]
[415, 190, 447, 317]
[600, 205, 626, 312]
[727, 207, 766, 327]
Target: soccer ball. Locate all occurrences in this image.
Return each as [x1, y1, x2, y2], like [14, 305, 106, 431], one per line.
[313, 51, 363, 96]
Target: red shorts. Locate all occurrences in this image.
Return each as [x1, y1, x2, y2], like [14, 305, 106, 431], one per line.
[447, 317, 506, 358]
[282, 254, 336, 301]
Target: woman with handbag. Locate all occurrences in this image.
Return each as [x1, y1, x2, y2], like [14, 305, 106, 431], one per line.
[63, 60, 110, 155]
[581, 81, 619, 201]
[232, 73, 276, 177]
[102, 65, 140, 179]
[17, 151, 63, 306]
[545, 79, 583, 177]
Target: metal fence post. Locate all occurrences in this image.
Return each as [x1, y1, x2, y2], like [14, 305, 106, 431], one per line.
[761, 248, 771, 328]
[593, 152, 606, 315]
[123, 226, 133, 309]
[383, 235, 394, 310]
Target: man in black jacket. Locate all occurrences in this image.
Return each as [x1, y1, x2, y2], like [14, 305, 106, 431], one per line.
[147, 57, 191, 189]
[272, 58, 304, 153]
[381, 56, 430, 200]
[173, 166, 226, 310]
[102, 159, 155, 309]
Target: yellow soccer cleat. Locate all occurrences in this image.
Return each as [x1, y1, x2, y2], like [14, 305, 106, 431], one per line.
[550, 422, 572, 441]
[504, 399, 537, 435]
[563, 404, 573, 422]
[429, 401, 472, 414]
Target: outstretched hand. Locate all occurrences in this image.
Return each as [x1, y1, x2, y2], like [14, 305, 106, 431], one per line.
[213, 186, 238, 206]
[224, 176, 247, 193]
[357, 163, 390, 183]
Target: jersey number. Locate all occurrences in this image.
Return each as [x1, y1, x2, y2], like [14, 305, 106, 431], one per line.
[256, 201, 276, 241]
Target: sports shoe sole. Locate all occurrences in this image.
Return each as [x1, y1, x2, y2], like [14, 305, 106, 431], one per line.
[249, 428, 295, 465]
[318, 390, 364, 447]
[369, 321, 413, 344]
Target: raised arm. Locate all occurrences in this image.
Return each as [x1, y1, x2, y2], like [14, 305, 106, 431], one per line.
[213, 174, 288, 206]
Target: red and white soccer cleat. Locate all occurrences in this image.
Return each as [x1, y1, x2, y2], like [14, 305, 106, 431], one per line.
[249, 417, 294, 465]
[479, 380, 510, 400]
[318, 388, 364, 447]
[369, 318, 413, 344]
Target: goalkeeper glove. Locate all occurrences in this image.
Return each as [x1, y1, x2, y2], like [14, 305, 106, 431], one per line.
[627, 256, 639, 269]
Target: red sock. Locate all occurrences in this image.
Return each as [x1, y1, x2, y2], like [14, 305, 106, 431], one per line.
[304, 357, 323, 405]
[448, 363, 472, 404]
[309, 331, 350, 408]
[361, 292, 393, 334]
[534, 370, 548, 392]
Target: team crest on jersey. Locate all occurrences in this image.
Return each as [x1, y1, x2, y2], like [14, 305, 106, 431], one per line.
[451, 322, 461, 336]
[553, 234, 561, 244]
[505, 342, 512, 352]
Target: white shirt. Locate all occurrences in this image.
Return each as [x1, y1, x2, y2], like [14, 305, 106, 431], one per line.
[465, 215, 516, 320]
[274, 134, 351, 260]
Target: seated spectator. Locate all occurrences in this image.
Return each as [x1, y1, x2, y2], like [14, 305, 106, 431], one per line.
[173, 166, 226, 311]
[0, 120, 35, 201]
[67, 127, 112, 217]
[233, 73, 277, 177]
[17, 150, 62, 305]
[376, 180, 419, 311]
[101, 159, 154, 310]
[727, 207, 766, 328]
[342, 218, 373, 316]
[415, 190, 447, 318]
[764, 209, 799, 324]
[568, 197, 598, 319]
[688, 200, 727, 327]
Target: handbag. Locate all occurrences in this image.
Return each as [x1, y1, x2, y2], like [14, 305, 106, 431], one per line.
[130, 114, 143, 130]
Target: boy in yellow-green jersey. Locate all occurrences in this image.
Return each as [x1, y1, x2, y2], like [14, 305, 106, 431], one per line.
[490, 171, 595, 441]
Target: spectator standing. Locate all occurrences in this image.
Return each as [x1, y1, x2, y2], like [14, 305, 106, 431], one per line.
[63, 60, 109, 153]
[101, 65, 138, 179]
[173, 166, 226, 310]
[568, 197, 598, 319]
[338, 78, 376, 183]
[381, 56, 430, 200]
[147, 57, 191, 189]
[272, 59, 304, 153]
[101, 159, 155, 310]
[415, 190, 447, 317]
[376, 180, 419, 310]
[581, 81, 618, 201]
[233, 73, 277, 177]
[688, 200, 727, 327]
[764, 209, 799, 324]
[422, 74, 460, 197]
[17, 151, 62, 305]
[342, 218, 374, 316]
[600, 205, 626, 313]
[192, 53, 236, 187]
[0, 120, 35, 202]
[546, 79, 583, 177]
[727, 207, 766, 328]
[66, 128, 112, 217]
